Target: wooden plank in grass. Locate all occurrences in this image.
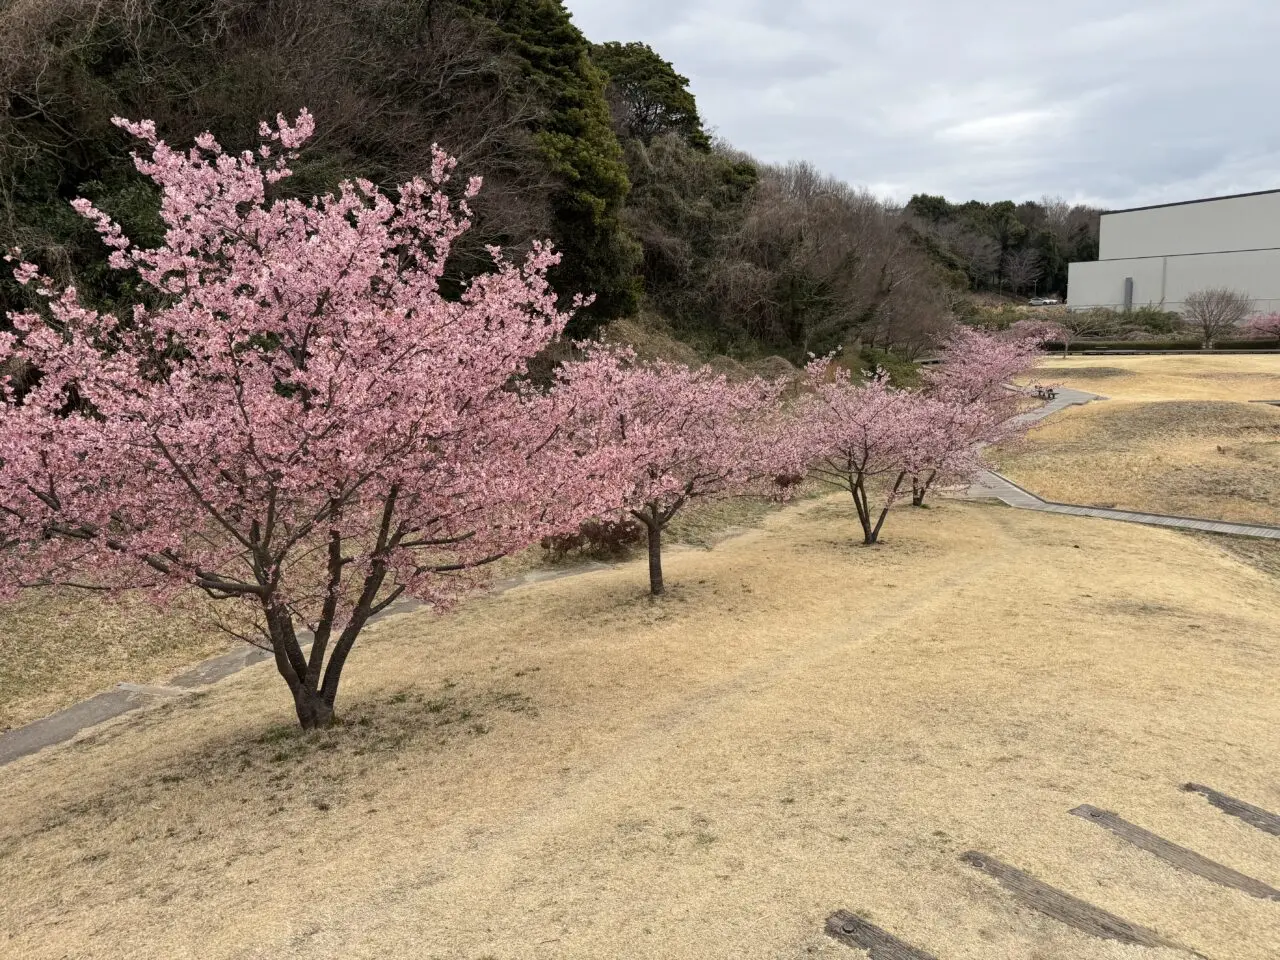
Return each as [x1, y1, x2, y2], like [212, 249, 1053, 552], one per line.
[823, 911, 938, 959]
[1183, 783, 1280, 837]
[960, 851, 1193, 953]
[1070, 804, 1280, 901]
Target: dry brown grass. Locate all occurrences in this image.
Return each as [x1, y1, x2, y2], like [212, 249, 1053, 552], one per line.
[0, 591, 234, 734]
[1034, 353, 1280, 402]
[0, 491, 791, 741]
[2, 497, 1277, 959]
[996, 400, 1280, 524]
[1000, 355, 1280, 523]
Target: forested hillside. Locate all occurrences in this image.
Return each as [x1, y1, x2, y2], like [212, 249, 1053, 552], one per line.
[906, 194, 1102, 300]
[0, 0, 1097, 364]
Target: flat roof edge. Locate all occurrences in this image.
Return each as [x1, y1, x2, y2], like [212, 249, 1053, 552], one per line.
[1104, 187, 1280, 216]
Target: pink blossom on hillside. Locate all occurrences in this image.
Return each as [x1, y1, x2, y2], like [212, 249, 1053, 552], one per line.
[552, 344, 793, 594]
[0, 112, 626, 728]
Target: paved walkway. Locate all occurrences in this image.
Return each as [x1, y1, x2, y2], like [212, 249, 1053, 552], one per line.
[964, 386, 1280, 541]
[966, 470, 1280, 539]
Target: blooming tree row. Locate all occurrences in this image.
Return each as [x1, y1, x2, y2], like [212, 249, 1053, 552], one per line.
[787, 323, 1041, 545]
[0, 112, 1046, 728]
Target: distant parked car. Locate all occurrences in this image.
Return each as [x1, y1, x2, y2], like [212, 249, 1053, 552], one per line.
[1027, 297, 1060, 306]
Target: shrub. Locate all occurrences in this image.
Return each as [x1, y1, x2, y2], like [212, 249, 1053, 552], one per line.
[857, 347, 921, 388]
[1211, 339, 1280, 350]
[1125, 305, 1183, 336]
[963, 304, 1024, 331]
[1039, 339, 1201, 352]
[541, 516, 646, 561]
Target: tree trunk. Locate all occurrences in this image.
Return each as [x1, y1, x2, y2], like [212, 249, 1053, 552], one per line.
[911, 470, 937, 507]
[869, 471, 907, 543]
[646, 520, 664, 596]
[851, 478, 874, 545]
[293, 687, 335, 730]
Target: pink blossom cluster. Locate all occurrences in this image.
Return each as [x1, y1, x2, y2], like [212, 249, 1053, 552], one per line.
[0, 109, 1045, 724]
[1241, 313, 1280, 339]
[789, 326, 1043, 544]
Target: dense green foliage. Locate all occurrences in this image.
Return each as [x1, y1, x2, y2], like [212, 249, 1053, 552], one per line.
[3, 0, 1093, 366]
[457, 0, 640, 327]
[0, 0, 635, 334]
[906, 194, 1101, 299]
[590, 41, 710, 150]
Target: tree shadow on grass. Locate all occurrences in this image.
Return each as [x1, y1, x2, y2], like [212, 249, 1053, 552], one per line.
[8, 682, 539, 848]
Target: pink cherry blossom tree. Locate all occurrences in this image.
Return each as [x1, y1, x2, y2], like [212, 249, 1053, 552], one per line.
[905, 326, 1044, 506]
[0, 111, 626, 729]
[897, 393, 990, 507]
[552, 345, 792, 595]
[792, 359, 918, 545]
[1241, 313, 1280, 339]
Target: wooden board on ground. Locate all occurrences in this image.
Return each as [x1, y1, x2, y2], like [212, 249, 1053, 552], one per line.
[1183, 783, 1280, 838]
[1070, 805, 1280, 901]
[823, 910, 939, 959]
[960, 851, 1196, 954]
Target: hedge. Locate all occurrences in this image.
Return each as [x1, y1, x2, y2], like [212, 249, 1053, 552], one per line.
[1210, 339, 1280, 350]
[1039, 340, 1201, 352]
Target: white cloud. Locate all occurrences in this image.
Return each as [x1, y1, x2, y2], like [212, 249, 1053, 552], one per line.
[563, 0, 1280, 207]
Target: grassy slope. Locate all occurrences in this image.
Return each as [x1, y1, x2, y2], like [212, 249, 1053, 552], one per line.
[999, 355, 1280, 524]
[0, 491, 794, 734]
[0, 592, 235, 734]
[2, 497, 1277, 959]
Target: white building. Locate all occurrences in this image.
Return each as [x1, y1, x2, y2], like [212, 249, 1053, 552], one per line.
[1067, 189, 1280, 314]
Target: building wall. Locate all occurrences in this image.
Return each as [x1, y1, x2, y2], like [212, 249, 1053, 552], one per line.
[1068, 248, 1280, 314]
[1069, 189, 1280, 312]
[1099, 191, 1280, 260]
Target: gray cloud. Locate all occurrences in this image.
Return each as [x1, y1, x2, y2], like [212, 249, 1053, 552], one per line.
[565, 0, 1280, 208]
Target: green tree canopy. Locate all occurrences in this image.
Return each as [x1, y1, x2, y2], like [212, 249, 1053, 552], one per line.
[1, 0, 640, 336]
[590, 41, 711, 150]
[456, 0, 641, 330]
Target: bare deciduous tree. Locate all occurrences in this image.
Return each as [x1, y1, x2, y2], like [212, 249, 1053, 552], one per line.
[1057, 309, 1116, 357]
[704, 161, 947, 358]
[930, 221, 1000, 285]
[1002, 247, 1043, 294]
[1183, 288, 1253, 348]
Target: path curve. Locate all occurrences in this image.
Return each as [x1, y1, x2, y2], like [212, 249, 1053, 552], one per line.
[963, 386, 1280, 540]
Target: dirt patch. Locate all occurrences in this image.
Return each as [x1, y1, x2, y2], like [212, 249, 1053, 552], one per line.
[1045, 365, 1135, 380]
[1, 499, 1277, 959]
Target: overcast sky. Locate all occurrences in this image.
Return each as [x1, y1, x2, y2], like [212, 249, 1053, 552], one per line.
[563, 0, 1280, 210]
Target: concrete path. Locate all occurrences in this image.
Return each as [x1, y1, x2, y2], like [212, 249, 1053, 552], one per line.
[1006, 384, 1108, 425]
[964, 386, 1280, 541]
[966, 470, 1280, 540]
